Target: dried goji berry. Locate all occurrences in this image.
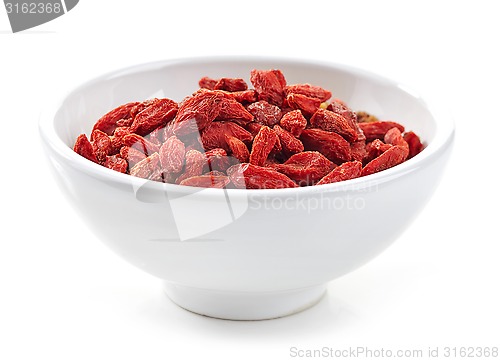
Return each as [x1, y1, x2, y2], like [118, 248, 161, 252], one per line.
[91, 101, 139, 137]
[198, 76, 218, 90]
[205, 148, 234, 172]
[129, 99, 155, 119]
[74, 134, 98, 163]
[279, 110, 307, 137]
[110, 126, 131, 153]
[361, 145, 408, 177]
[273, 125, 304, 158]
[123, 133, 160, 156]
[225, 135, 250, 163]
[300, 128, 352, 164]
[310, 108, 357, 142]
[175, 149, 207, 184]
[201, 121, 252, 151]
[249, 126, 279, 166]
[328, 100, 364, 141]
[245, 122, 263, 138]
[403, 131, 424, 159]
[104, 155, 128, 174]
[384, 127, 409, 159]
[130, 98, 178, 136]
[284, 84, 332, 102]
[358, 121, 405, 142]
[227, 89, 257, 104]
[91, 129, 112, 164]
[274, 151, 334, 186]
[286, 93, 321, 118]
[364, 139, 392, 163]
[130, 152, 160, 180]
[146, 126, 165, 147]
[152, 169, 165, 182]
[350, 140, 367, 162]
[173, 90, 225, 136]
[247, 100, 282, 127]
[159, 136, 186, 173]
[180, 174, 230, 188]
[217, 97, 254, 124]
[120, 146, 146, 168]
[317, 161, 362, 185]
[227, 163, 298, 189]
[115, 117, 133, 128]
[214, 78, 248, 92]
[250, 69, 286, 106]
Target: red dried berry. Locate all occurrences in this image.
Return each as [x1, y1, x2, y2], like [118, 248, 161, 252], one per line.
[175, 150, 207, 184]
[205, 148, 234, 172]
[361, 145, 408, 177]
[159, 136, 186, 173]
[249, 126, 279, 166]
[250, 69, 286, 106]
[384, 127, 409, 159]
[110, 126, 131, 153]
[214, 78, 248, 92]
[350, 140, 367, 162]
[74, 134, 98, 163]
[129, 99, 155, 119]
[91, 129, 112, 164]
[403, 131, 424, 159]
[199, 76, 217, 90]
[274, 151, 334, 186]
[130, 98, 178, 136]
[225, 135, 250, 163]
[122, 133, 160, 156]
[245, 122, 264, 138]
[120, 146, 146, 168]
[310, 108, 357, 142]
[328, 100, 365, 142]
[91, 101, 139, 137]
[217, 97, 254, 124]
[279, 110, 307, 137]
[358, 121, 405, 142]
[273, 125, 304, 158]
[104, 155, 128, 174]
[146, 126, 165, 147]
[284, 84, 332, 102]
[286, 93, 321, 118]
[227, 163, 298, 189]
[130, 152, 160, 180]
[201, 121, 252, 151]
[180, 174, 230, 188]
[173, 90, 226, 136]
[227, 90, 257, 104]
[364, 139, 392, 164]
[247, 100, 283, 127]
[300, 128, 352, 164]
[317, 161, 362, 185]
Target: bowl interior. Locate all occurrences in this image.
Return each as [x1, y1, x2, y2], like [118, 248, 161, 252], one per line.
[52, 57, 439, 154]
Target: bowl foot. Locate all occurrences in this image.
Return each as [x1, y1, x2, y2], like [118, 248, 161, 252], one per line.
[163, 282, 326, 320]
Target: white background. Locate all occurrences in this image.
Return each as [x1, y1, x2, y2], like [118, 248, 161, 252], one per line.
[1, 1, 498, 360]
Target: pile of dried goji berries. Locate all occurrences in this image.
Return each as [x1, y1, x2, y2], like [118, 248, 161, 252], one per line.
[73, 69, 423, 189]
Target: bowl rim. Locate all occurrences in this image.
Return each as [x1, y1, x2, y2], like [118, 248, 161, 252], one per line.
[39, 55, 455, 198]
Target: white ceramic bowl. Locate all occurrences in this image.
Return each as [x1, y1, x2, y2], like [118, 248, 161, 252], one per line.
[39, 57, 454, 320]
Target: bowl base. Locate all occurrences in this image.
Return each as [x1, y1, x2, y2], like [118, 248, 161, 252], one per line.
[163, 282, 326, 321]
